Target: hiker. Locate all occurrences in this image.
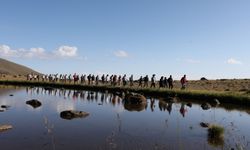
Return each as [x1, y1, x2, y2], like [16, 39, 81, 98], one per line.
[122, 74, 127, 86]
[101, 74, 105, 84]
[143, 75, 149, 87]
[42, 74, 45, 82]
[113, 75, 117, 86]
[105, 74, 109, 84]
[163, 77, 168, 88]
[91, 75, 95, 85]
[150, 74, 156, 88]
[180, 75, 187, 90]
[87, 74, 91, 85]
[96, 75, 99, 85]
[129, 75, 133, 86]
[167, 75, 173, 89]
[159, 76, 164, 88]
[110, 75, 113, 85]
[138, 76, 143, 87]
[80, 74, 85, 84]
[118, 75, 122, 86]
[68, 74, 72, 83]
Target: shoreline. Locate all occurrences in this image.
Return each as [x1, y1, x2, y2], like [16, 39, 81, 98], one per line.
[0, 80, 250, 106]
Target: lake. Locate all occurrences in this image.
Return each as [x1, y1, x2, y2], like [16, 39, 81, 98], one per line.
[0, 86, 250, 150]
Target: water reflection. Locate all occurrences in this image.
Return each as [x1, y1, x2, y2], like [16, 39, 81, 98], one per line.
[1, 86, 248, 150]
[23, 87, 250, 117]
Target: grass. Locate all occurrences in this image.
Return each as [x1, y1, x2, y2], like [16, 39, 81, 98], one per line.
[207, 124, 225, 147]
[0, 80, 250, 106]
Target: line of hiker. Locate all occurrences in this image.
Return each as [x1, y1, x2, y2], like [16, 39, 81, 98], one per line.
[26, 73, 188, 89]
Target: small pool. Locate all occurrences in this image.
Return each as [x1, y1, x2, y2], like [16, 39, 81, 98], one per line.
[0, 86, 249, 150]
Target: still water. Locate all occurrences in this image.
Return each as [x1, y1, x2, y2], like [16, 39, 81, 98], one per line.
[0, 86, 250, 150]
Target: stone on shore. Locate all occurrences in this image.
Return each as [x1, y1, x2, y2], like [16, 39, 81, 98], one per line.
[26, 99, 42, 108]
[200, 122, 210, 128]
[0, 125, 13, 132]
[201, 103, 211, 110]
[124, 93, 146, 104]
[60, 110, 89, 120]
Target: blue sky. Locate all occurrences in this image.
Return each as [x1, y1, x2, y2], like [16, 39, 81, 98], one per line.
[0, 0, 249, 79]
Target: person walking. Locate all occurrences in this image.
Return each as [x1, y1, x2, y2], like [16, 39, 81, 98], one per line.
[168, 75, 173, 89]
[180, 75, 187, 90]
[138, 76, 143, 87]
[144, 75, 149, 87]
[129, 75, 134, 87]
[150, 74, 156, 88]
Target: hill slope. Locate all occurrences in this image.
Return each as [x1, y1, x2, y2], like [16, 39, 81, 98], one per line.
[0, 58, 40, 75]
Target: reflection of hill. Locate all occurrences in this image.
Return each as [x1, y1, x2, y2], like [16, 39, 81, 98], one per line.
[0, 86, 22, 96]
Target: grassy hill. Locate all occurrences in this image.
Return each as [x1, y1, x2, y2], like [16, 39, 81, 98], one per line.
[0, 58, 40, 75]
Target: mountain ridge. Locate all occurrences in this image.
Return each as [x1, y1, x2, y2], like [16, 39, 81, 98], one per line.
[0, 58, 41, 75]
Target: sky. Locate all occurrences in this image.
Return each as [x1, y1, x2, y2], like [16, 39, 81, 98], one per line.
[0, 0, 250, 80]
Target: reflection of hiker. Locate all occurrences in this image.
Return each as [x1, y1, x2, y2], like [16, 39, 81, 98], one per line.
[167, 75, 173, 89]
[167, 103, 172, 114]
[180, 103, 187, 117]
[150, 74, 156, 88]
[180, 75, 187, 90]
[150, 98, 155, 112]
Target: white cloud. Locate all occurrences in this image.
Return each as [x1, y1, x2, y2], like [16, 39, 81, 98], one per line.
[227, 58, 242, 65]
[114, 50, 128, 58]
[24, 48, 47, 58]
[186, 59, 200, 64]
[0, 44, 18, 57]
[54, 46, 77, 57]
[176, 58, 200, 64]
[0, 44, 79, 59]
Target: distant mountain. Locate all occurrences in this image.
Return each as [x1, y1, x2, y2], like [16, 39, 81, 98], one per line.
[0, 58, 41, 75]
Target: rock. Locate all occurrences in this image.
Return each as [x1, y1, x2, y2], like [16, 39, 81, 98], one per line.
[1, 105, 11, 109]
[124, 93, 146, 104]
[0, 105, 10, 112]
[201, 103, 211, 110]
[200, 77, 208, 81]
[0, 125, 13, 132]
[98, 103, 103, 105]
[186, 103, 192, 108]
[60, 110, 89, 120]
[9, 94, 13, 96]
[200, 122, 210, 128]
[0, 109, 4, 112]
[26, 99, 42, 108]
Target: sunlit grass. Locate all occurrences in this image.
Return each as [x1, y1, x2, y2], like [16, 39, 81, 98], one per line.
[207, 124, 225, 147]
